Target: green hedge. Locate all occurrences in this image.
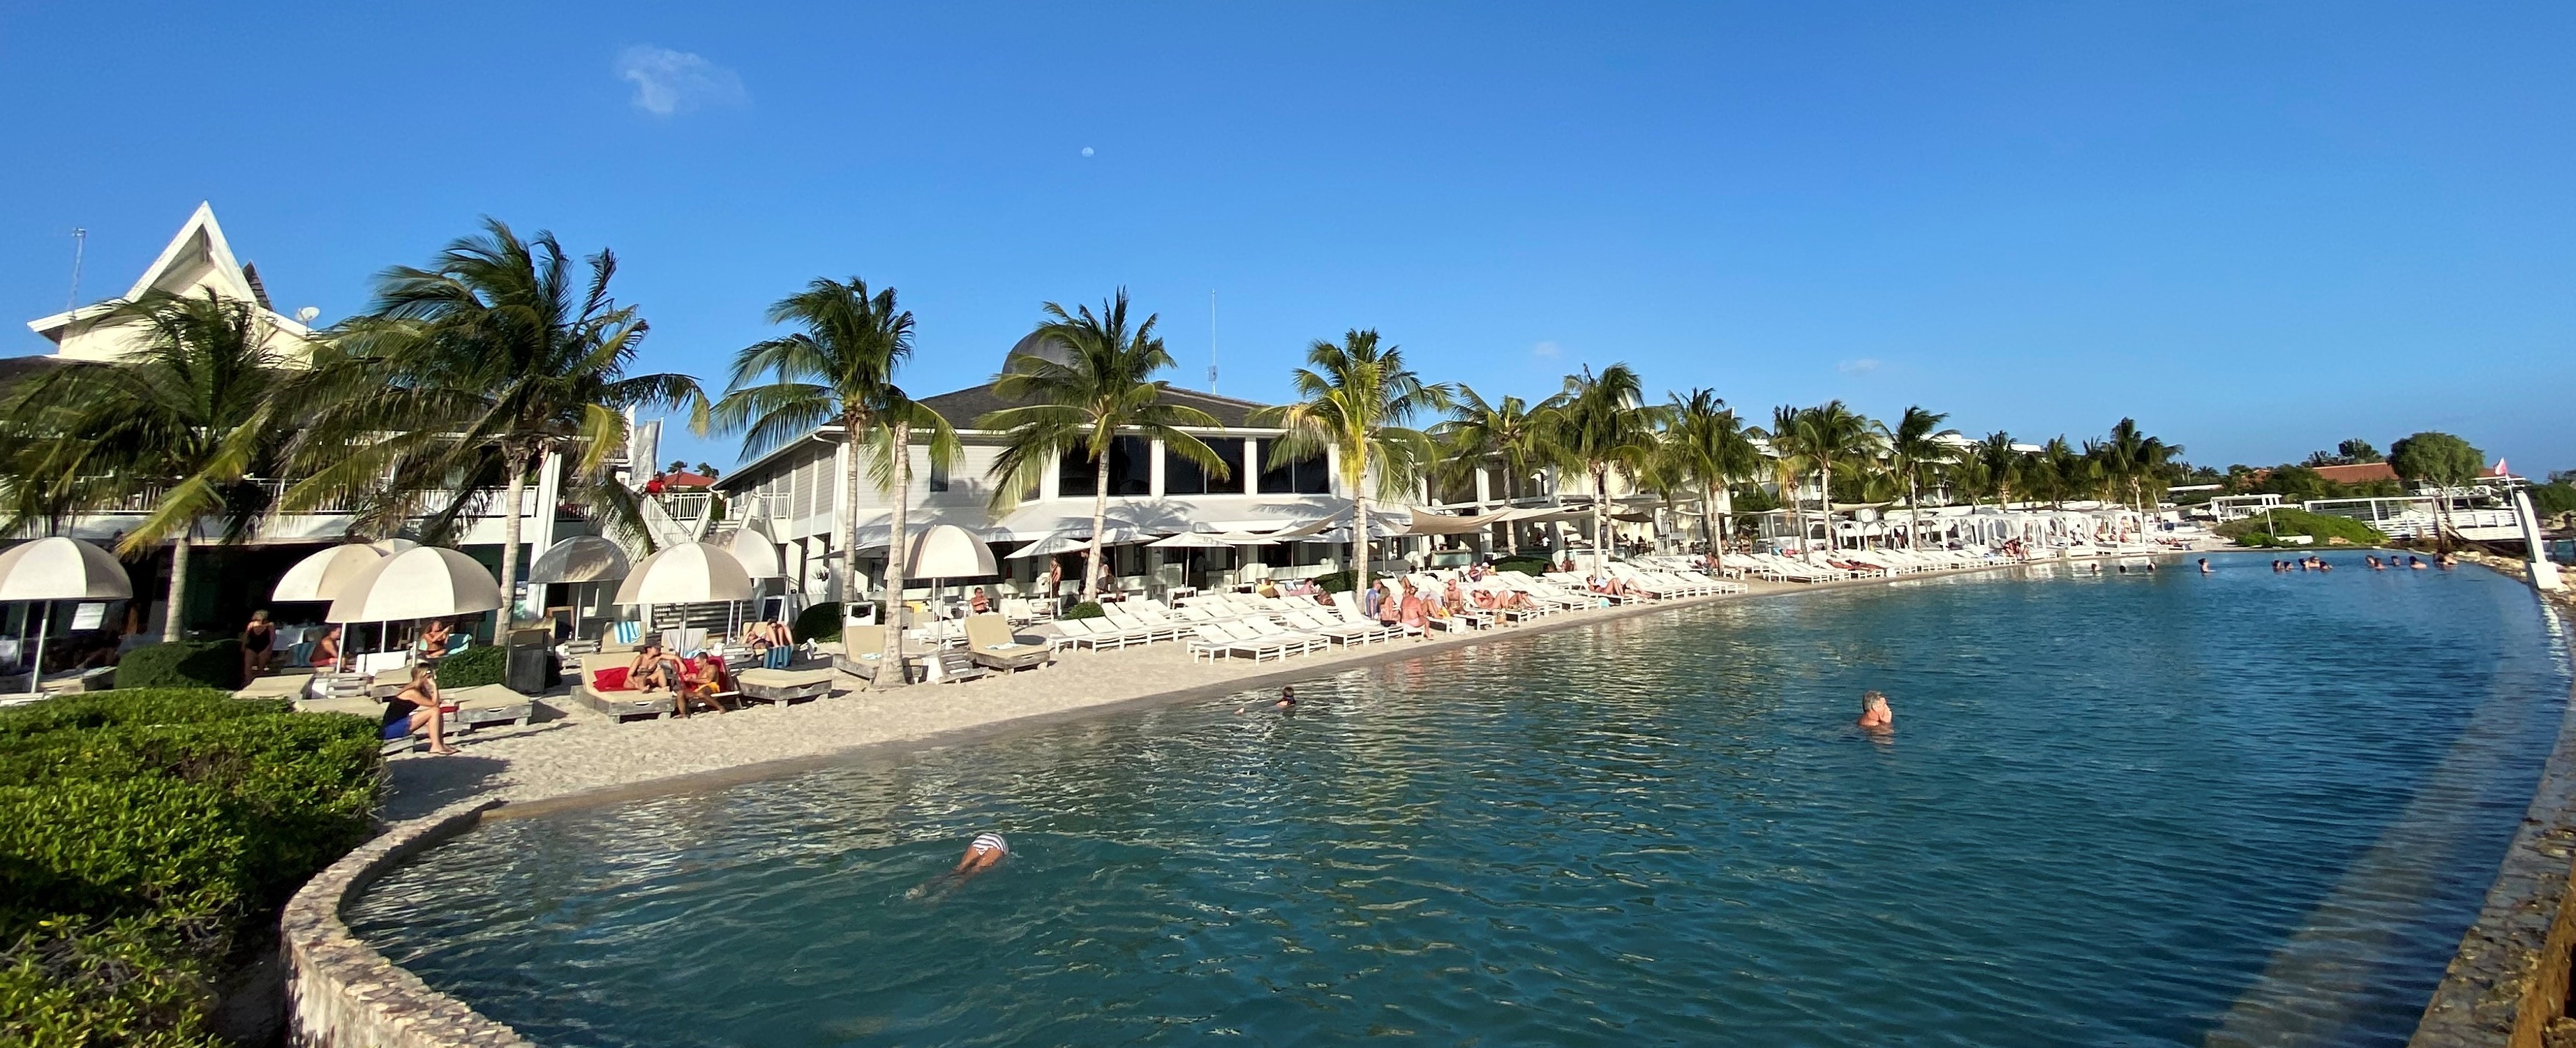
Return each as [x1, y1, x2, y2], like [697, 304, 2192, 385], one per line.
[1493, 555, 1553, 576]
[2216, 509, 2388, 548]
[113, 641, 242, 691]
[434, 644, 506, 689]
[0, 689, 381, 1045]
[794, 602, 842, 643]
[1311, 571, 1357, 594]
[1061, 602, 1105, 620]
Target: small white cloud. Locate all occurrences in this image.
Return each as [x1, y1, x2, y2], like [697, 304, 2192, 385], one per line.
[1836, 357, 1881, 375]
[616, 45, 746, 117]
[1532, 340, 1562, 359]
[1080, 146, 1095, 157]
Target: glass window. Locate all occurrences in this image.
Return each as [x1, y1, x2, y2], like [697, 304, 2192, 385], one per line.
[928, 457, 949, 493]
[1258, 447, 1332, 495]
[1106, 436, 1152, 496]
[1057, 447, 1097, 499]
[1164, 437, 1244, 495]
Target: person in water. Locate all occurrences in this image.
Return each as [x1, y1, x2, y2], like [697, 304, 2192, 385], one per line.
[1237, 686, 1297, 714]
[1854, 690, 1893, 731]
[910, 832, 1012, 901]
[2198, 558, 2212, 574]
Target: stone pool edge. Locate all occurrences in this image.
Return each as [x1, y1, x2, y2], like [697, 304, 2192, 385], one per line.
[282, 798, 531, 1048]
[2411, 668, 2576, 1048]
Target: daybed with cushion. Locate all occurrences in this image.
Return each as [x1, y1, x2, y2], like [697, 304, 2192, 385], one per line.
[733, 666, 838, 707]
[572, 652, 677, 721]
[962, 613, 1052, 673]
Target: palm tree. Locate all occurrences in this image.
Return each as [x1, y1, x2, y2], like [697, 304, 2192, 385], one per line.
[1254, 330, 1452, 578]
[1790, 401, 1880, 555]
[292, 219, 703, 617]
[1754, 405, 1812, 553]
[1433, 387, 1563, 555]
[1660, 388, 1758, 570]
[2037, 437, 2089, 508]
[2, 291, 294, 640]
[1972, 431, 2023, 507]
[2098, 417, 2180, 515]
[982, 291, 1226, 604]
[1880, 405, 1958, 550]
[1551, 364, 1662, 572]
[709, 277, 958, 687]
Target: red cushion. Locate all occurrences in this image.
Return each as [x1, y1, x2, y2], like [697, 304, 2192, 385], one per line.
[593, 666, 631, 691]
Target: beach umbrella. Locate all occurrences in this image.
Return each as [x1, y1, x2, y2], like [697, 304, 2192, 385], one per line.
[1006, 533, 1092, 560]
[327, 546, 503, 624]
[0, 537, 133, 694]
[613, 543, 754, 605]
[724, 526, 784, 578]
[528, 535, 631, 643]
[272, 544, 385, 603]
[903, 524, 1000, 642]
[368, 538, 419, 555]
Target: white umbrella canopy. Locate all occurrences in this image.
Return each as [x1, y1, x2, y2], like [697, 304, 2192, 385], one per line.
[906, 525, 999, 578]
[724, 527, 784, 579]
[1148, 532, 1234, 549]
[273, 544, 385, 603]
[613, 543, 754, 605]
[1005, 534, 1092, 560]
[368, 538, 420, 555]
[326, 547, 503, 623]
[528, 535, 631, 585]
[0, 537, 134, 601]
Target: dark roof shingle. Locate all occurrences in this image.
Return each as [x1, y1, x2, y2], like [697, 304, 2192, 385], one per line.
[918, 382, 1272, 430]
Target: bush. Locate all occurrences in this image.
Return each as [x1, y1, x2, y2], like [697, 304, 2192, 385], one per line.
[0, 689, 381, 1044]
[2215, 509, 2388, 548]
[1311, 571, 1357, 593]
[434, 644, 506, 689]
[1493, 555, 1553, 576]
[114, 641, 242, 691]
[1062, 602, 1105, 620]
[794, 602, 842, 643]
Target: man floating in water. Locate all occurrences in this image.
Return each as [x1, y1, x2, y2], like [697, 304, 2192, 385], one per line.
[1855, 690, 1893, 732]
[1237, 686, 1297, 715]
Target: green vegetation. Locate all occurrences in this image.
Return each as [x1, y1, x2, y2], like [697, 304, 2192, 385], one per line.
[2531, 482, 2576, 517]
[1493, 555, 1554, 576]
[434, 644, 507, 688]
[794, 602, 843, 643]
[113, 641, 242, 691]
[1311, 570, 1357, 593]
[2215, 509, 2388, 548]
[1061, 602, 1106, 621]
[0, 689, 381, 1046]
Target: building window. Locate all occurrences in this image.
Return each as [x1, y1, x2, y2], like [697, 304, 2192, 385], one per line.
[1258, 447, 1332, 495]
[928, 457, 949, 493]
[1057, 437, 1154, 497]
[1057, 447, 1099, 498]
[1163, 437, 1244, 495]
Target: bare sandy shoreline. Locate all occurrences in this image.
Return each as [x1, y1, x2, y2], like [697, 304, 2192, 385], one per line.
[381, 562, 2071, 821]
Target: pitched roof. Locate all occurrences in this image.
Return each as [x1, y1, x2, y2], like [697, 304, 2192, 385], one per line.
[2312, 462, 2398, 485]
[917, 381, 1273, 430]
[25, 202, 313, 343]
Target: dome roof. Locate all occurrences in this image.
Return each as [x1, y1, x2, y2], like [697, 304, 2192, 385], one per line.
[1004, 330, 1074, 370]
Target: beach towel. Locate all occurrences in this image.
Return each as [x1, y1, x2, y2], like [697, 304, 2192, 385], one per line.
[591, 666, 630, 691]
[764, 645, 791, 669]
[611, 620, 642, 645]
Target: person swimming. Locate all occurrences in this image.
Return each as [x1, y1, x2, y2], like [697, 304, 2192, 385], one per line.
[909, 832, 1011, 900]
[1854, 690, 1893, 731]
[2198, 558, 2212, 574]
[1237, 686, 1297, 715]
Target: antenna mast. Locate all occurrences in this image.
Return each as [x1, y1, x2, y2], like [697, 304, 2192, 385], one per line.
[1207, 290, 1219, 393]
[66, 228, 87, 310]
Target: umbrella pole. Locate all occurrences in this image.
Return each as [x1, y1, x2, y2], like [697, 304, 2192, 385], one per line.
[29, 601, 48, 696]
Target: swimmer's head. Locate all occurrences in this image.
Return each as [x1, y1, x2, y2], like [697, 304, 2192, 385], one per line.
[1278, 686, 1296, 706]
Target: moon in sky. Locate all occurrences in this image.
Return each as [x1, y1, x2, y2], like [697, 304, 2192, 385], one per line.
[1080, 147, 1094, 157]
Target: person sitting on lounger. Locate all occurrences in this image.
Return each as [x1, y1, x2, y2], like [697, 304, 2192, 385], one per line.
[969, 587, 992, 615]
[630, 643, 680, 693]
[1855, 690, 1893, 731]
[312, 624, 343, 671]
[1398, 583, 1429, 635]
[382, 664, 459, 756]
[419, 618, 453, 661]
[673, 655, 731, 717]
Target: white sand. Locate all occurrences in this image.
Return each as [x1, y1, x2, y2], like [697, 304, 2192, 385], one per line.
[382, 569, 2016, 819]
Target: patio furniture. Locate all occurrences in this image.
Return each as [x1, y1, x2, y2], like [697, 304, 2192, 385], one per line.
[962, 613, 1052, 673]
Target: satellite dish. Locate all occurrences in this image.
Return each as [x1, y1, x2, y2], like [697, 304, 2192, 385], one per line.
[295, 306, 320, 324]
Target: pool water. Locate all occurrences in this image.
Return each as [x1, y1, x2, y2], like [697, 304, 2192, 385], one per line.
[350, 558, 2571, 1047]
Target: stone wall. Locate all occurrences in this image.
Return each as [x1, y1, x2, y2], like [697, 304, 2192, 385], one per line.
[281, 800, 535, 1048]
[2411, 675, 2576, 1048]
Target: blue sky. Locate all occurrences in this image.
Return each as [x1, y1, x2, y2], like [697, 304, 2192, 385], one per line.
[3, 3, 2569, 475]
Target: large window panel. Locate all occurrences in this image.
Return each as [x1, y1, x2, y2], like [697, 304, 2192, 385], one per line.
[1258, 447, 1332, 495]
[1165, 437, 1244, 495]
[1107, 436, 1153, 496]
[1058, 447, 1099, 499]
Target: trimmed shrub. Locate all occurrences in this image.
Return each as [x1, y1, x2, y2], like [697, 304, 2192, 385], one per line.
[795, 602, 843, 643]
[2216, 509, 2388, 548]
[114, 642, 242, 691]
[434, 644, 507, 689]
[1062, 602, 1105, 621]
[0, 689, 381, 1043]
[1311, 571, 1357, 593]
[1493, 555, 1553, 576]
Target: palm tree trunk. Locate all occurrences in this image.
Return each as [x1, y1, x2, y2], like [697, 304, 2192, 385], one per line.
[878, 419, 911, 691]
[161, 534, 191, 643]
[1593, 467, 1611, 573]
[1817, 465, 1835, 557]
[842, 412, 868, 615]
[1503, 468, 1520, 555]
[1352, 447, 1371, 583]
[1082, 454, 1110, 604]
[1908, 474, 1923, 552]
[498, 448, 530, 624]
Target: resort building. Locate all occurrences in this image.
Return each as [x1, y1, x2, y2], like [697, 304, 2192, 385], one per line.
[23, 203, 322, 365]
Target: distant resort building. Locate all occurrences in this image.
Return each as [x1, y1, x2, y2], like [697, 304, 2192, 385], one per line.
[23, 202, 322, 366]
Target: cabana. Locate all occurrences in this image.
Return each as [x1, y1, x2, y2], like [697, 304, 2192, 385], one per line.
[0, 537, 133, 696]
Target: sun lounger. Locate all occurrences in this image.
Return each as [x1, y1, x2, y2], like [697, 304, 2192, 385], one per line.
[734, 666, 837, 707]
[962, 613, 1052, 673]
[1189, 623, 1295, 662]
[572, 652, 677, 721]
[833, 627, 891, 681]
[1237, 617, 1329, 654]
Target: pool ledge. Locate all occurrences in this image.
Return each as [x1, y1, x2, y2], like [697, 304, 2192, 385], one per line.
[281, 799, 533, 1048]
[2413, 675, 2576, 1048]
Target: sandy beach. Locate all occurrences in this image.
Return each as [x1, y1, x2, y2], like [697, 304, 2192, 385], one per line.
[383, 566, 2046, 820]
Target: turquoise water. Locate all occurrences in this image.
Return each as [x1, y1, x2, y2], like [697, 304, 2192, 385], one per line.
[350, 558, 2571, 1047]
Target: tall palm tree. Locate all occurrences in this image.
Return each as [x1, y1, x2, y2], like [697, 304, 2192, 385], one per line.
[1880, 405, 1958, 550]
[1660, 388, 1757, 570]
[2, 291, 294, 641]
[1254, 330, 1452, 578]
[1790, 401, 1880, 555]
[2099, 417, 2180, 515]
[292, 219, 703, 617]
[1551, 364, 1662, 572]
[982, 291, 1226, 604]
[1432, 387, 1563, 555]
[1972, 431, 2023, 507]
[1754, 405, 1812, 553]
[2037, 436, 2089, 508]
[709, 277, 958, 687]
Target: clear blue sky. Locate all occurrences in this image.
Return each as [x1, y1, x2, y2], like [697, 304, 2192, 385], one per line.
[3, 3, 2569, 475]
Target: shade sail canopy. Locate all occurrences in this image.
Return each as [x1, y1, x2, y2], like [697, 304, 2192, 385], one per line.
[1212, 531, 1280, 545]
[326, 547, 502, 623]
[905, 524, 999, 578]
[1403, 513, 1501, 537]
[723, 527, 784, 578]
[527, 535, 630, 585]
[0, 537, 133, 601]
[1148, 532, 1235, 549]
[273, 544, 385, 603]
[613, 543, 754, 605]
[1005, 534, 1091, 560]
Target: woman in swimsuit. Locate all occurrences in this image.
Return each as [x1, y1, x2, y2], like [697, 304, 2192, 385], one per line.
[383, 664, 459, 755]
[910, 832, 1012, 900]
[241, 610, 275, 681]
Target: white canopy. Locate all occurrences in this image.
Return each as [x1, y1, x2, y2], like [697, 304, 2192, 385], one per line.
[528, 535, 630, 585]
[272, 544, 385, 603]
[370, 538, 420, 555]
[1148, 532, 1235, 549]
[613, 543, 754, 605]
[326, 547, 502, 623]
[905, 524, 998, 578]
[0, 537, 133, 601]
[1006, 534, 1093, 560]
[723, 526, 784, 578]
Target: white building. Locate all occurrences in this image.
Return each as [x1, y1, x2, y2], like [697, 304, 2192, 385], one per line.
[24, 203, 321, 365]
